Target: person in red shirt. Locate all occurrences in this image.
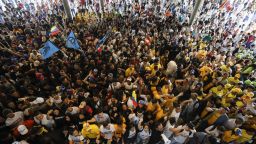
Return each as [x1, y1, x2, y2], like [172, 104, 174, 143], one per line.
[12, 119, 35, 138]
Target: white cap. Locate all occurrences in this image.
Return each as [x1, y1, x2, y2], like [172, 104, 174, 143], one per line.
[53, 96, 62, 104]
[33, 60, 40, 67]
[17, 125, 28, 135]
[127, 77, 132, 81]
[31, 97, 44, 105]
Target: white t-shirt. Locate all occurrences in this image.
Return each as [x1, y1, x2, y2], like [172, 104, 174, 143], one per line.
[163, 121, 174, 138]
[170, 108, 180, 121]
[127, 127, 136, 138]
[100, 124, 115, 140]
[173, 129, 189, 143]
[68, 135, 84, 144]
[205, 125, 220, 137]
[34, 114, 55, 128]
[66, 107, 80, 115]
[5, 111, 24, 127]
[138, 128, 151, 140]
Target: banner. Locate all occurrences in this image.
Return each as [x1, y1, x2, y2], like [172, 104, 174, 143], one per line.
[66, 31, 80, 49]
[96, 32, 110, 49]
[39, 41, 60, 59]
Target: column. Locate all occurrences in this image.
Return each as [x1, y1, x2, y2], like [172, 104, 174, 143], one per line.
[189, 0, 204, 26]
[62, 0, 72, 20]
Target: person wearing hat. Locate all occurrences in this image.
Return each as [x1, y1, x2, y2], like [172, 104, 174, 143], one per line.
[222, 128, 242, 143]
[12, 119, 35, 138]
[227, 74, 241, 85]
[16, 124, 29, 137]
[81, 122, 100, 143]
[209, 84, 226, 98]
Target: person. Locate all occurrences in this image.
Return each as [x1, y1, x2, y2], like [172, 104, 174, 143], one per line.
[34, 113, 55, 129]
[137, 121, 151, 144]
[68, 128, 85, 144]
[81, 122, 100, 144]
[0, 0, 255, 144]
[87, 109, 110, 125]
[99, 122, 115, 144]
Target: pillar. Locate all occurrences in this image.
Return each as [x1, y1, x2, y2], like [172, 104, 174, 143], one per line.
[62, 0, 72, 20]
[100, 0, 104, 17]
[189, 0, 204, 26]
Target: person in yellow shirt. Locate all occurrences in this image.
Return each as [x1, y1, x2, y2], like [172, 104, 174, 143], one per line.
[222, 128, 242, 143]
[161, 82, 173, 95]
[114, 118, 126, 143]
[227, 74, 240, 84]
[199, 41, 207, 49]
[199, 65, 213, 81]
[209, 84, 225, 97]
[125, 65, 135, 77]
[81, 122, 100, 143]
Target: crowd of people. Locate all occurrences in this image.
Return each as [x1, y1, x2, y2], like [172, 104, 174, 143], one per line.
[0, 0, 256, 144]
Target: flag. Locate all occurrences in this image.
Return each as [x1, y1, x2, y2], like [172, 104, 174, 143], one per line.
[219, 0, 228, 9]
[219, 0, 232, 11]
[131, 91, 138, 108]
[50, 26, 60, 36]
[39, 41, 60, 59]
[96, 32, 110, 48]
[66, 31, 80, 49]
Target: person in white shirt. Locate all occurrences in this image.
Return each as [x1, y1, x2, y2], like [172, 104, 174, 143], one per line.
[170, 124, 196, 144]
[170, 104, 181, 122]
[205, 125, 220, 138]
[124, 77, 138, 90]
[163, 117, 176, 139]
[137, 121, 151, 144]
[4, 110, 24, 128]
[34, 113, 55, 129]
[100, 122, 115, 143]
[66, 106, 80, 115]
[68, 128, 85, 144]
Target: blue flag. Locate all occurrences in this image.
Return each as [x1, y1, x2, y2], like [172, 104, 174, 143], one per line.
[66, 31, 80, 49]
[39, 41, 60, 59]
[96, 32, 110, 49]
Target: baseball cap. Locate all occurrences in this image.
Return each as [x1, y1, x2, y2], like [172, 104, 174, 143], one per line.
[33, 60, 40, 67]
[234, 128, 242, 136]
[93, 69, 98, 73]
[127, 77, 132, 81]
[31, 97, 44, 105]
[17, 125, 28, 135]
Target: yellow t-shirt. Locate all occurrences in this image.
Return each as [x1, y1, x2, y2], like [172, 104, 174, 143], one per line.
[222, 131, 240, 143]
[236, 129, 253, 143]
[228, 77, 240, 84]
[199, 66, 213, 78]
[208, 111, 221, 125]
[81, 124, 100, 139]
[152, 90, 161, 100]
[114, 124, 126, 138]
[155, 108, 165, 121]
[210, 87, 225, 97]
[146, 102, 156, 112]
[161, 85, 169, 95]
[125, 67, 135, 77]
[199, 42, 207, 49]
